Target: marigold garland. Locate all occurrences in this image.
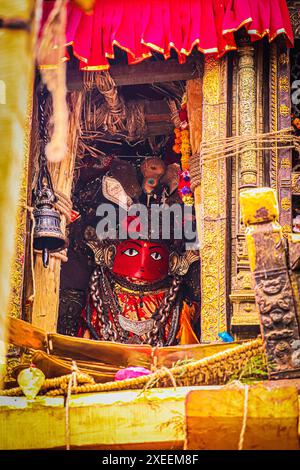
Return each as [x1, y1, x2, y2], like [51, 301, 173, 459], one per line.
[172, 94, 194, 205]
[292, 113, 300, 130]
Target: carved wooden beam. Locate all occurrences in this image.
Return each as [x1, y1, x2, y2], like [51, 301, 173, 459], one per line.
[67, 58, 202, 90]
[240, 187, 300, 379]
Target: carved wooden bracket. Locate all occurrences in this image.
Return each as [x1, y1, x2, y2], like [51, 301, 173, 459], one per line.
[240, 188, 300, 379]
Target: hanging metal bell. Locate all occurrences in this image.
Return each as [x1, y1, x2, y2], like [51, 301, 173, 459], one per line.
[33, 183, 66, 268]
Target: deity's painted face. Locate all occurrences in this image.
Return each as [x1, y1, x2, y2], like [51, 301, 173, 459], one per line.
[112, 240, 169, 282]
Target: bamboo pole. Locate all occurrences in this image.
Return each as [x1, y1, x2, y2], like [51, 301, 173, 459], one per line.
[0, 0, 37, 385]
[31, 91, 83, 332]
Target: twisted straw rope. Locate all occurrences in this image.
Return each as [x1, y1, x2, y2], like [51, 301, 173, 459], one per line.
[49, 338, 263, 396]
[0, 370, 94, 397]
[0, 339, 263, 397]
[189, 127, 298, 190]
[53, 190, 73, 224]
[189, 153, 201, 192]
[200, 127, 297, 163]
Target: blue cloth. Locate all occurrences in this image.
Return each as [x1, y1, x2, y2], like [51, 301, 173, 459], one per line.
[218, 332, 234, 343]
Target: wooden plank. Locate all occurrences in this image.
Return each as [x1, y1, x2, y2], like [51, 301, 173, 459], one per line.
[48, 331, 246, 369]
[0, 0, 33, 20]
[187, 78, 202, 155]
[7, 316, 250, 369]
[146, 122, 174, 136]
[0, 387, 189, 450]
[0, 396, 66, 450]
[8, 317, 46, 351]
[1, 383, 299, 450]
[185, 384, 300, 450]
[67, 59, 200, 90]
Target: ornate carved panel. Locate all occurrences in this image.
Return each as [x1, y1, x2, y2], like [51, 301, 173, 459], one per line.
[200, 57, 228, 342]
[230, 38, 265, 329]
[238, 41, 258, 188]
[269, 42, 292, 236]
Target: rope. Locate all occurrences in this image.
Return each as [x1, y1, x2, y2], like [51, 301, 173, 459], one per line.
[238, 384, 249, 450]
[48, 339, 263, 394]
[160, 366, 177, 389]
[189, 153, 201, 192]
[65, 373, 72, 450]
[142, 366, 177, 393]
[200, 128, 296, 166]
[54, 190, 72, 224]
[0, 367, 94, 397]
[82, 71, 146, 141]
[188, 127, 298, 191]
[0, 339, 263, 397]
[24, 205, 36, 303]
[65, 361, 79, 450]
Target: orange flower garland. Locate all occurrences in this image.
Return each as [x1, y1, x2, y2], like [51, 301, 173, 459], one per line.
[172, 94, 194, 205]
[180, 129, 191, 171]
[172, 128, 182, 154]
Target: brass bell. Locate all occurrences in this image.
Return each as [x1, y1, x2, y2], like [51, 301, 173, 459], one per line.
[33, 180, 66, 268]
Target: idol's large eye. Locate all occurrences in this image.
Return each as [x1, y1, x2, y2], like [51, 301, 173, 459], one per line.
[123, 248, 139, 257]
[151, 252, 162, 261]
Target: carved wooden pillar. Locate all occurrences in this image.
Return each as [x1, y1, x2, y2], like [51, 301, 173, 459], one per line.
[238, 43, 258, 189]
[200, 57, 228, 342]
[230, 37, 263, 333]
[240, 188, 300, 379]
[269, 42, 292, 236]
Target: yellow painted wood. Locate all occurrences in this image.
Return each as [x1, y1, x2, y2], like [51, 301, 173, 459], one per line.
[0, 396, 65, 450]
[0, 387, 193, 450]
[0, 3, 36, 385]
[185, 384, 300, 450]
[0, 0, 34, 21]
[1, 384, 299, 450]
[187, 78, 202, 156]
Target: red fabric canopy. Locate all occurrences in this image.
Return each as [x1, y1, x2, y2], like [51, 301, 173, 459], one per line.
[41, 0, 294, 70]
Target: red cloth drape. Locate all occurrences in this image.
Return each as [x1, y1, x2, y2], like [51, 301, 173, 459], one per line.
[41, 0, 293, 70]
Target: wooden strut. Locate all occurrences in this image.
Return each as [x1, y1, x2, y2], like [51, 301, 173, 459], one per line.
[31, 91, 83, 333]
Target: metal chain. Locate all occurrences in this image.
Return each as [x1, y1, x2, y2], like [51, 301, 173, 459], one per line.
[99, 268, 126, 341]
[89, 267, 119, 342]
[37, 86, 54, 193]
[145, 276, 182, 346]
[89, 266, 182, 345]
